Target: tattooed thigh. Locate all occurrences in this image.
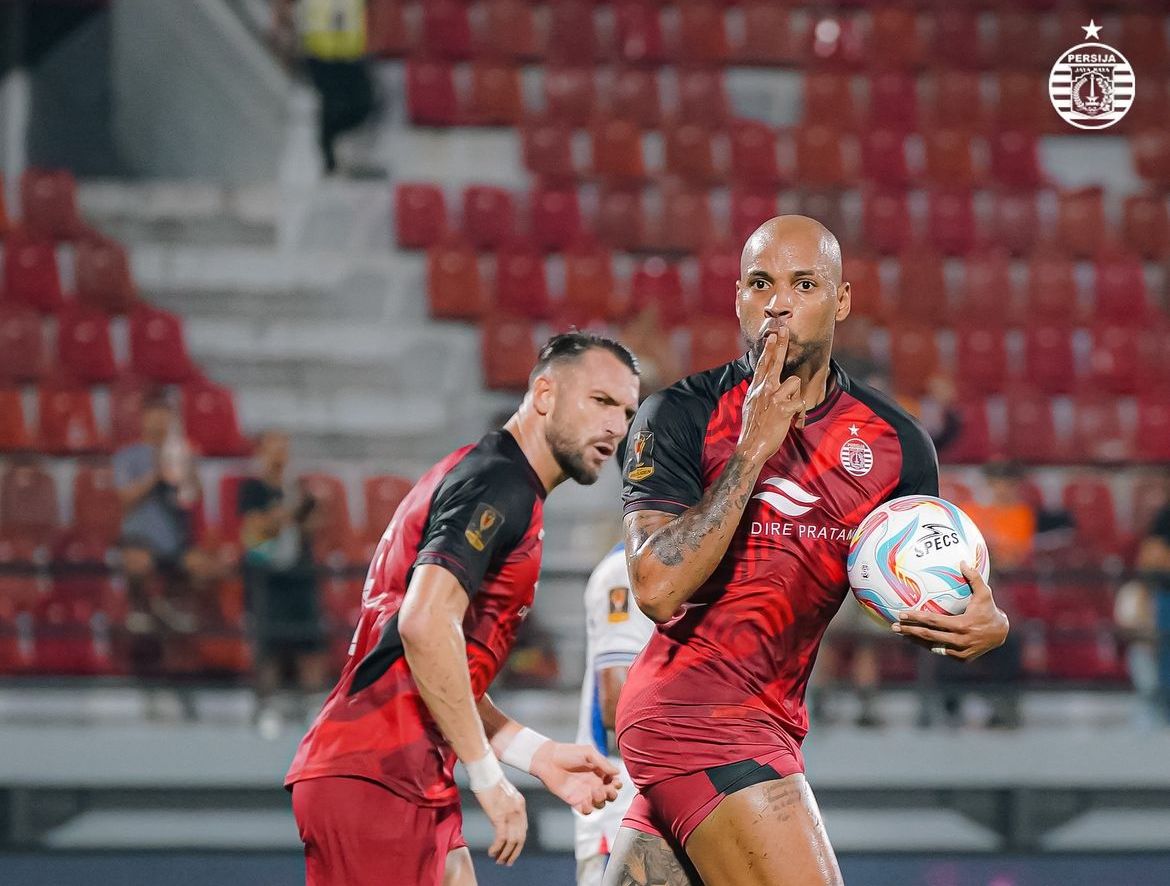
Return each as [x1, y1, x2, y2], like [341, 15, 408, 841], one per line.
[602, 828, 703, 886]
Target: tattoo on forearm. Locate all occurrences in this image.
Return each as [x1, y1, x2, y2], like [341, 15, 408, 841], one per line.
[604, 831, 700, 886]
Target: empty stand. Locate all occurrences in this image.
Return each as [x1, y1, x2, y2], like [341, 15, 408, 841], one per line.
[1, 462, 59, 537]
[57, 306, 118, 384]
[364, 474, 413, 543]
[394, 183, 447, 249]
[20, 168, 84, 240]
[182, 379, 251, 457]
[38, 383, 103, 455]
[0, 305, 46, 383]
[3, 233, 64, 313]
[427, 240, 487, 320]
[74, 237, 137, 314]
[129, 306, 196, 383]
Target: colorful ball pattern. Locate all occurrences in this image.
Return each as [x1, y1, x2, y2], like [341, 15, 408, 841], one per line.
[846, 495, 991, 625]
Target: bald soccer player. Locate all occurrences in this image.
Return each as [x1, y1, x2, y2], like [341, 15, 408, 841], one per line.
[287, 332, 640, 886]
[603, 217, 1011, 886]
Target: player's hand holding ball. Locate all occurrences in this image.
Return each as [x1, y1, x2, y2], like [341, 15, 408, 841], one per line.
[894, 560, 1009, 661]
[736, 325, 807, 466]
[530, 740, 622, 815]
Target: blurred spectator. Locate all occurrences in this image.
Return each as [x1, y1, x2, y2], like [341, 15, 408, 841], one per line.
[274, 0, 374, 174]
[238, 431, 328, 732]
[1114, 495, 1170, 727]
[966, 461, 1037, 571]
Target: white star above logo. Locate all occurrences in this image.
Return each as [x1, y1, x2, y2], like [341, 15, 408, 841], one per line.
[848, 424, 860, 436]
[1082, 19, 1102, 40]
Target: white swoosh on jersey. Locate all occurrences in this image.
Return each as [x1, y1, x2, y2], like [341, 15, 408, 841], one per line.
[751, 477, 820, 517]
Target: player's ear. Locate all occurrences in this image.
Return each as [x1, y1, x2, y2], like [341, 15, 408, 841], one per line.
[530, 371, 555, 417]
[734, 282, 743, 319]
[835, 281, 851, 322]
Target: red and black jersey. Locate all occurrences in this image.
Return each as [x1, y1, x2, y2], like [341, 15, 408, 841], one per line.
[617, 356, 937, 784]
[286, 430, 546, 806]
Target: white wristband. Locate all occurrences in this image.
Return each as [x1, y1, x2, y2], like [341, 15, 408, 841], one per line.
[466, 752, 505, 792]
[498, 727, 550, 774]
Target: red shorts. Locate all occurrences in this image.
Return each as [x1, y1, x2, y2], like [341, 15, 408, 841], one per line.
[621, 746, 803, 847]
[292, 775, 467, 886]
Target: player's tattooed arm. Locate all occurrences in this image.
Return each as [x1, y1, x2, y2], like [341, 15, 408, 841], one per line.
[602, 829, 701, 886]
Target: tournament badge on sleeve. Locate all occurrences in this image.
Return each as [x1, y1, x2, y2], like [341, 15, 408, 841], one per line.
[1049, 20, 1135, 131]
[465, 503, 504, 551]
[626, 431, 655, 482]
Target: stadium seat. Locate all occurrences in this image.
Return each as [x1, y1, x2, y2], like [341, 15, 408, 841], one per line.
[793, 126, 848, 187]
[841, 255, 884, 321]
[728, 120, 781, 187]
[482, 316, 539, 390]
[608, 67, 661, 127]
[1135, 396, 1170, 462]
[676, 70, 729, 126]
[477, 0, 538, 62]
[406, 60, 460, 126]
[1122, 79, 1169, 135]
[2, 233, 63, 312]
[651, 184, 714, 254]
[32, 592, 110, 676]
[1063, 478, 1120, 555]
[955, 327, 1008, 397]
[894, 247, 948, 326]
[0, 389, 30, 452]
[216, 473, 246, 546]
[926, 69, 984, 131]
[560, 245, 618, 327]
[57, 306, 118, 384]
[421, 0, 473, 60]
[614, 1, 665, 66]
[808, 12, 865, 69]
[990, 11, 1049, 72]
[1022, 326, 1076, 394]
[928, 9, 982, 70]
[74, 237, 136, 314]
[1122, 193, 1170, 260]
[541, 66, 596, 127]
[546, 1, 600, 65]
[687, 316, 742, 375]
[664, 123, 719, 184]
[926, 189, 977, 256]
[859, 128, 908, 188]
[1121, 12, 1167, 73]
[467, 61, 523, 126]
[0, 305, 45, 383]
[922, 129, 976, 188]
[796, 191, 849, 251]
[528, 187, 582, 252]
[1021, 255, 1079, 326]
[1003, 388, 1061, 463]
[462, 185, 517, 250]
[596, 185, 646, 250]
[1137, 328, 1170, 392]
[866, 72, 918, 133]
[590, 119, 645, 181]
[1094, 255, 1150, 325]
[0, 462, 59, 535]
[38, 383, 102, 454]
[366, 0, 409, 57]
[299, 472, 354, 560]
[1132, 130, 1170, 187]
[522, 120, 575, 182]
[989, 190, 1040, 256]
[182, 379, 251, 457]
[1070, 394, 1132, 464]
[20, 168, 83, 240]
[108, 375, 149, 448]
[995, 71, 1052, 132]
[71, 464, 122, 547]
[364, 474, 412, 543]
[493, 246, 551, 319]
[868, 7, 922, 70]
[1056, 188, 1106, 260]
[673, 1, 727, 65]
[952, 252, 1016, 328]
[1044, 612, 1125, 682]
[394, 184, 447, 250]
[989, 130, 1043, 189]
[628, 257, 685, 327]
[427, 240, 487, 321]
[733, 3, 804, 67]
[887, 327, 940, 397]
[937, 400, 992, 465]
[802, 72, 858, 130]
[729, 190, 779, 245]
[695, 248, 739, 317]
[861, 190, 911, 255]
[129, 305, 195, 383]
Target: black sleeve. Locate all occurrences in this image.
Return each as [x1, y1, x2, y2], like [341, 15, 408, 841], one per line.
[621, 388, 706, 517]
[237, 479, 277, 516]
[414, 467, 536, 596]
[1151, 506, 1170, 546]
[895, 419, 940, 498]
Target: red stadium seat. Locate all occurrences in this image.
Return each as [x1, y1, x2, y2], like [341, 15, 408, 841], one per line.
[860, 128, 908, 188]
[364, 474, 412, 543]
[467, 62, 523, 126]
[32, 593, 110, 676]
[0, 305, 45, 383]
[0, 389, 30, 451]
[1135, 396, 1170, 462]
[928, 9, 982, 70]
[182, 379, 251, 457]
[1056, 188, 1106, 260]
[1122, 79, 1169, 136]
[1, 462, 57, 537]
[406, 61, 459, 126]
[608, 67, 661, 127]
[926, 70, 984, 131]
[955, 327, 1008, 397]
[734, 3, 804, 67]
[866, 72, 918, 133]
[1003, 388, 1060, 463]
[129, 305, 195, 383]
[299, 472, 354, 558]
[493, 247, 551, 319]
[673, 2, 728, 65]
[676, 70, 729, 126]
[1094, 255, 1150, 325]
[108, 375, 149, 448]
[808, 12, 864, 70]
[1132, 130, 1170, 187]
[547, 1, 600, 65]
[614, 1, 665, 66]
[560, 245, 618, 327]
[1121, 13, 1167, 73]
[1136, 327, 1170, 396]
[20, 169, 83, 240]
[695, 247, 739, 317]
[74, 237, 136, 314]
[57, 306, 117, 384]
[793, 126, 847, 188]
[796, 191, 849, 248]
[868, 7, 922, 70]
[687, 316, 742, 375]
[922, 129, 976, 188]
[650, 184, 714, 255]
[366, 0, 409, 57]
[72, 463, 121, 547]
[477, 0, 538, 62]
[989, 190, 1040, 256]
[628, 257, 685, 327]
[995, 72, 1052, 132]
[926, 189, 977, 257]
[596, 185, 646, 251]
[462, 185, 517, 250]
[1022, 326, 1076, 394]
[894, 247, 948, 327]
[528, 187, 582, 252]
[590, 119, 645, 181]
[728, 120, 781, 187]
[729, 190, 778, 245]
[482, 316, 539, 390]
[1070, 394, 1132, 464]
[990, 11, 1049, 72]
[989, 130, 1043, 189]
[953, 252, 1016, 328]
[1063, 478, 1119, 554]
[1021, 256, 1079, 327]
[861, 190, 911, 255]
[841, 256, 884, 321]
[394, 183, 447, 250]
[217, 473, 246, 545]
[802, 72, 857, 130]
[937, 401, 992, 465]
[663, 124, 719, 184]
[2, 233, 63, 312]
[1122, 193, 1169, 260]
[522, 120, 575, 182]
[38, 383, 102, 454]
[542, 66, 596, 127]
[421, 0, 473, 60]
[888, 327, 940, 397]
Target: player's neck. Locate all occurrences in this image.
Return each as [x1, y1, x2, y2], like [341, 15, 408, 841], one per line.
[501, 413, 562, 494]
[796, 360, 834, 412]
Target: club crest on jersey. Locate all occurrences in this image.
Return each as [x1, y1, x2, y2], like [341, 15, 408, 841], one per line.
[627, 431, 655, 482]
[607, 586, 630, 622]
[464, 503, 504, 552]
[840, 425, 874, 477]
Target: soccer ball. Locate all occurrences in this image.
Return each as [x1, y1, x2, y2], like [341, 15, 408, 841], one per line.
[846, 495, 990, 625]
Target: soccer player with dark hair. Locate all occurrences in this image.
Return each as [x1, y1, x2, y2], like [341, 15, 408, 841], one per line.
[603, 217, 1011, 886]
[287, 332, 640, 886]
